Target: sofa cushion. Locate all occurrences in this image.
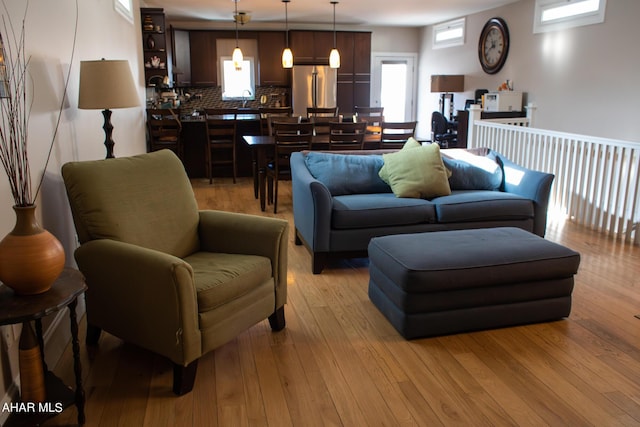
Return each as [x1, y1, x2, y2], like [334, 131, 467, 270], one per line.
[332, 193, 436, 229]
[432, 190, 534, 223]
[441, 149, 503, 191]
[379, 140, 451, 199]
[304, 151, 391, 196]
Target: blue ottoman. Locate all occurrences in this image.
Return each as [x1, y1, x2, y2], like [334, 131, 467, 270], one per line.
[368, 227, 580, 339]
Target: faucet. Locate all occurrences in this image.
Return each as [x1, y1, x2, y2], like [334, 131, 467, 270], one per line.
[242, 90, 252, 108]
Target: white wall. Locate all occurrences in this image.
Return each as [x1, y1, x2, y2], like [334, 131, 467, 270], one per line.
[417, 0, 640, 143]
[0, 0, 146, 410]
[370, 26, 420, 53]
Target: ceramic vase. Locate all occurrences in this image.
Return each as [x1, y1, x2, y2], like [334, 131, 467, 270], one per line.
[19, 321, 46, 402]
[0, 205, 65, 295]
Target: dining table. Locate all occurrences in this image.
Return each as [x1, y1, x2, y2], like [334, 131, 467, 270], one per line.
[243, 133, 382, 211]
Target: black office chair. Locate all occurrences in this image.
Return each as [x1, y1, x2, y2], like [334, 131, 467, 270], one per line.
[431, 111, 457, 148]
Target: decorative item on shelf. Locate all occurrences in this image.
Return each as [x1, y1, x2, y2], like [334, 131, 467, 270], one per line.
[232, 0, 243, 71]
[281, 0, 293, 68]
[150, 55, 161, 68]
[0, 5, 75, 295]
[143, 15, 154, 31]
[146, 33, 155, 49]
[19, 321, 46, 402]
[78, 59, 139, 158]
[498, 79, 513, 91]
[329, 1, 340, 69]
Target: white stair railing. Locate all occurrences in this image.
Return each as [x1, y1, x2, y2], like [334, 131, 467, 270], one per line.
[468, 120, 640, 245]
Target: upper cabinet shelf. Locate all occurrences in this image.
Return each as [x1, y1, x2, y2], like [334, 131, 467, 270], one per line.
[141, 8, 169, 87]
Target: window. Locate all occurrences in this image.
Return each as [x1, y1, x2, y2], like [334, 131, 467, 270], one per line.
[221, 57, 256, 101]
[114, 0, 133, 23]
[433, 18, 465, 49]
[534, 0, 606, 33]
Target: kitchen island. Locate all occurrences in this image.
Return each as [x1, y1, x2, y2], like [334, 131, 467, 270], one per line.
[180, 110, 261, 179]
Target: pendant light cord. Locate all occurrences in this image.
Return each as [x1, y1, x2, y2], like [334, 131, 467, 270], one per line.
[285, 0, 289, 47]
[234, 0, 239, 47]
[332, 1, 337, 48]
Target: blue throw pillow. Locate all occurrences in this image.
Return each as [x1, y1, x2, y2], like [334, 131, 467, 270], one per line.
[442, 155, 503, 191]
[304, 152, 391, 195]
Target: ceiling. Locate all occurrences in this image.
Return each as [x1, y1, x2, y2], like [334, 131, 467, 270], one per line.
[141, 0, 521, 28]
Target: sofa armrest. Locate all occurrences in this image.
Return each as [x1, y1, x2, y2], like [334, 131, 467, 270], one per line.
[498, 156, 555, 237]
[290, 152, 333, 252]
[74, 239, 201, 365]
[198, 210, 288, 308]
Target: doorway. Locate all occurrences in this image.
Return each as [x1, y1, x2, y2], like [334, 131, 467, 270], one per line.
[371, 54, 417, 122]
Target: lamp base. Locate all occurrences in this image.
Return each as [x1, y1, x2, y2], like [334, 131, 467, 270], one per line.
[439, 93, 455, 121]
[102, 109, 115, 159]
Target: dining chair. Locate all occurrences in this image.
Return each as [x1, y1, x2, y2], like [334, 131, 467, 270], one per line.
[307, 106, 339, 136]
[354, 106, 384, 117]
[266, 122, 314, 213]
[146, 108, 183, 159]
[328, 121, 367, 151]
[267, 115, 302, 136]
[259, 106, 293, 136]
[205, 110, 237, 184]
[379, 121, 418, 149]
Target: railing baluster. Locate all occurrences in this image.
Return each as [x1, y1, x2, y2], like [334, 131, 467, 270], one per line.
[469, 120, 640, 245]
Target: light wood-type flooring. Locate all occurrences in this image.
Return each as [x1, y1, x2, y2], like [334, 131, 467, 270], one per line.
[46, 177, 640, 426]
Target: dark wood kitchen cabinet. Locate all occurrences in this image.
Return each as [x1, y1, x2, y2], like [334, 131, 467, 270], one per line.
[336, 31, 371, 114]
[258, 31, 290, 86]
[171, 28, 192, 86]
[289, 30, 334, 65]
[189, 31, 218, 86]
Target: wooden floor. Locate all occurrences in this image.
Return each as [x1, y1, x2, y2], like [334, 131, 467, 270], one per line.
[47, 177, 640, 426]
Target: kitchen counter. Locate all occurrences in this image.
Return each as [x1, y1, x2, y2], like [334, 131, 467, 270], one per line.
[181, 114, 261, 179]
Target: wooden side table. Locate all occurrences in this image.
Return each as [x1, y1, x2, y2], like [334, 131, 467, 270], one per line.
[0, 268, 87, 426]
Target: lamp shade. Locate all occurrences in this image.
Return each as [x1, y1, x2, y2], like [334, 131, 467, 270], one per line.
[282, 48, 293, 68]
[232, 47, 244, 70]
[430, 75, 464, 93]
[78, 60, 138, 110]
[329, 48, 340, 69]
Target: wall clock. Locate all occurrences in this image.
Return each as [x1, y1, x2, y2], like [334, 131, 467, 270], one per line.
[478, 17, 509, 74]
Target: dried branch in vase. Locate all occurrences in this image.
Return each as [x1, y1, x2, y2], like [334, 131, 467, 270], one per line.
[0, 0, 77, 207]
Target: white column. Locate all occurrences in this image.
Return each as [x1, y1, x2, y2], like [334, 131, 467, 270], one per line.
[467, 104, 482, 148]
[525, 102, 537, 127]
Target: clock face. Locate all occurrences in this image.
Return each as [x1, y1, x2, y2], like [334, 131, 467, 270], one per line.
[478, 18, 509, 74]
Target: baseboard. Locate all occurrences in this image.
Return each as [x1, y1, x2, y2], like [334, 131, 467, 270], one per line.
[0, 381, 19, 425]
[0, 298, 85, 424]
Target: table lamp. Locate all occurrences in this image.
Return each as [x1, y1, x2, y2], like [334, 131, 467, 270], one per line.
[78, 59, 139, 158]
[431, 75, 464, 120]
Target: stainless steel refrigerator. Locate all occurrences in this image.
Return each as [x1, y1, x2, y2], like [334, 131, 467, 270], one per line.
[291, 65, 337, 117]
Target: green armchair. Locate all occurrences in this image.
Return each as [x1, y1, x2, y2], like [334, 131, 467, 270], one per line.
[62, 149, 288, 395]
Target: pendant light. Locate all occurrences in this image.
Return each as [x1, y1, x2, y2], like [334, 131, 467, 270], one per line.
[329, 1, 340, 69]
[281, 0, 293, 68]
[232, 0, 243, 70]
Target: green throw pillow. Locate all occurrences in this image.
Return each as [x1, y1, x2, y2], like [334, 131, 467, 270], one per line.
[379, 140, 451, 199]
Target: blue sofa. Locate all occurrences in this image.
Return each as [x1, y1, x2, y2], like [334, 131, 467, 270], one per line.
[291, 148, 555, 274]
